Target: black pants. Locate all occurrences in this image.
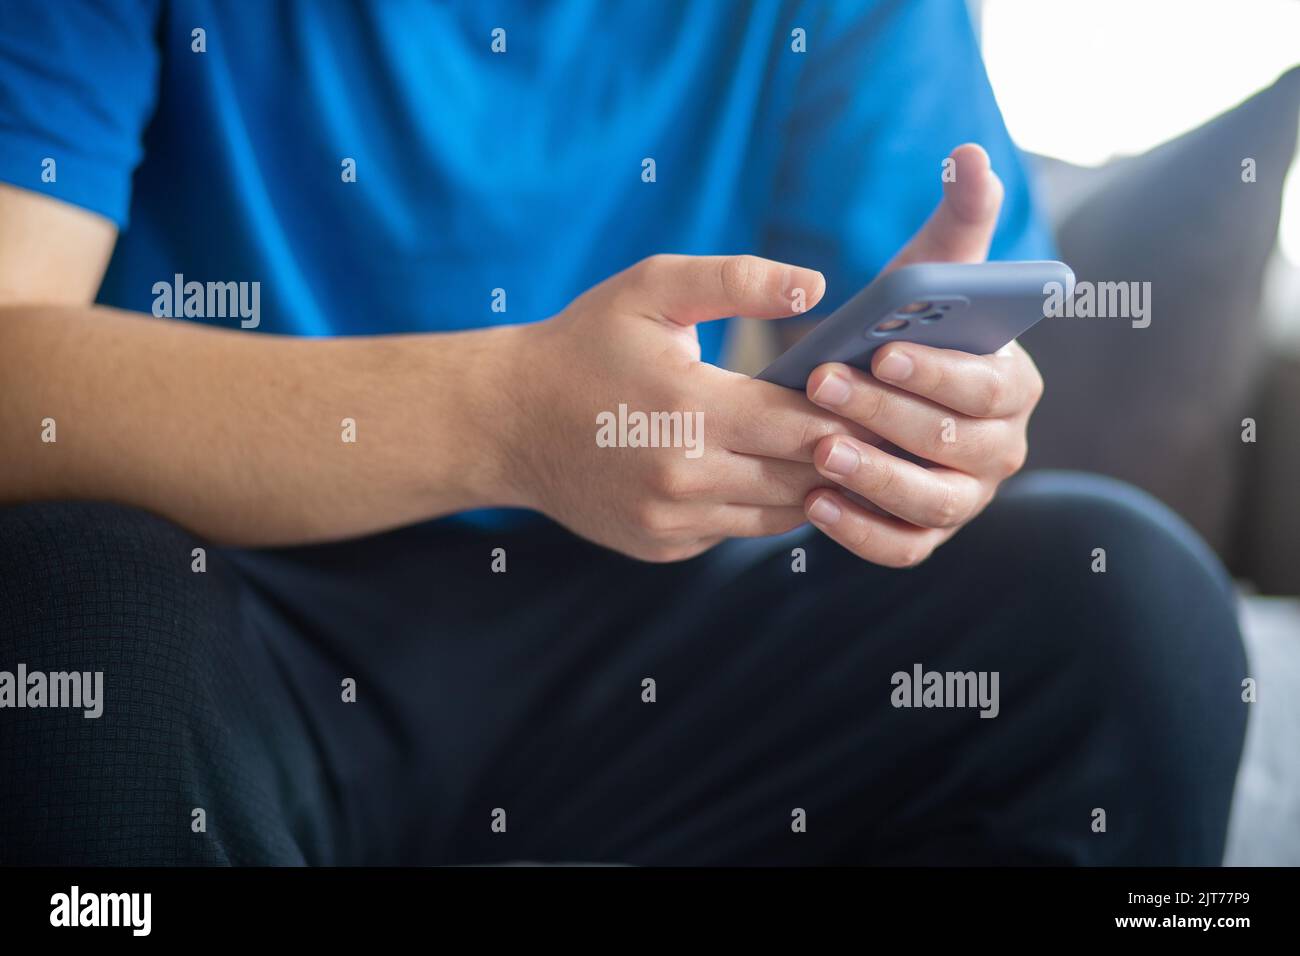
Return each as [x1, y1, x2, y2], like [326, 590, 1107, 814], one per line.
[0, 472, 1246, 865]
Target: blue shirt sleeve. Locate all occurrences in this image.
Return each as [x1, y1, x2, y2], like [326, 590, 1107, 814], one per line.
[762, 0, 1055, 314]
[0, 0, 161, 227]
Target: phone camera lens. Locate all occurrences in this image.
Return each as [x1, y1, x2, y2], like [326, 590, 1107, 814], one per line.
[872, 318, 909, 335]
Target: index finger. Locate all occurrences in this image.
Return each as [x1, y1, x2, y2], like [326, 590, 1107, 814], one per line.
[870, 339, 1044, 419]
[621, 254, 826, 327]
[719, 373, 879, 461]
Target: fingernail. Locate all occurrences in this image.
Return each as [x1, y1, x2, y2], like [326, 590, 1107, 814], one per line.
[813, 372, 851, 406]
[808, 495, 841, 525]
[822, 440, 859, 477]
[876, 351, 914, 382]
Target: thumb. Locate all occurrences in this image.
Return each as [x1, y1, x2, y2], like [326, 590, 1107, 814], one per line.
[885, 143, 1005, 272]
[620, 254, 826, 326]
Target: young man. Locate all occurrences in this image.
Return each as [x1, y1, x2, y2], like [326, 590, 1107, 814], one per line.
[0, 1, 1244, 865]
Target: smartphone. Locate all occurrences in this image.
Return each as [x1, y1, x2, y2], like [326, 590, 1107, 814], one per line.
[757, 260, 1074, 389]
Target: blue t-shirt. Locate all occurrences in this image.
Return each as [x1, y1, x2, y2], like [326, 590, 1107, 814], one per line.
[0, 0, 1051, 368]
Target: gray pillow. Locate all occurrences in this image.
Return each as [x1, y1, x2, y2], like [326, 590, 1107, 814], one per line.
[1021, 66, 1300, 563]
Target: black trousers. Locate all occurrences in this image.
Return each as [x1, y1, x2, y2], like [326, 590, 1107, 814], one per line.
[0, 472, 1246, 865]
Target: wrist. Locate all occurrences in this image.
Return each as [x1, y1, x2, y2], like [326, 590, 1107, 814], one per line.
[421, 321, 550, 514]
[462, 322, 538, 511]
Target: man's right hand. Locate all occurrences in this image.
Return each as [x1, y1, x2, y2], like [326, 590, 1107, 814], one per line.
[501, 254, 869, 562]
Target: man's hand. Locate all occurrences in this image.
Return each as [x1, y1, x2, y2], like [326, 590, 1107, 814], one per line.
[802, 143, 1045, 567]
[505, 254, 873, 563]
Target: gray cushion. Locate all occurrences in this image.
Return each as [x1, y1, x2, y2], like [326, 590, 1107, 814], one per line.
[1021, 66, 1300, 561]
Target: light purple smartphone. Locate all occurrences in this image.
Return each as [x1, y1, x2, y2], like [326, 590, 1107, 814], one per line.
[758, 261, 1074, 389]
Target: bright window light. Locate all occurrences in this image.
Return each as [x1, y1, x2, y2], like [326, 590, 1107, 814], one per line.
[980, 0, 1300, 264]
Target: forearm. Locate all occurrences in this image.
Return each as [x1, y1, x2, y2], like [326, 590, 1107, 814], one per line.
[0, 305, 525, 546]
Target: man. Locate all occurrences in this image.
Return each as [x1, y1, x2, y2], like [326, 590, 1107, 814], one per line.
[0, 1, 1244, 865]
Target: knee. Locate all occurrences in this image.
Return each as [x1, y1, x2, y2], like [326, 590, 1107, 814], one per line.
[999, 471, 1236, 633]
[988, 472, 1247, 856]
[0, 500, 249, 747]
[990, 471, 1245, 682]
[0, 500, 225, 666]
[0, 502, 242, 863]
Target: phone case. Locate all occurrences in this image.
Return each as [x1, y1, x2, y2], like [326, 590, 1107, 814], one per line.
[757, 260, 1075, 389]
